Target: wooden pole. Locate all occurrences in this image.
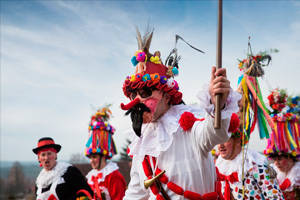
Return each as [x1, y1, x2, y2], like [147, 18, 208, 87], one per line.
[214, 0, 223, 129]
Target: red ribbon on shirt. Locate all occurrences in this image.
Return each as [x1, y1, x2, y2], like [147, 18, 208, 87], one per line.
[280, 178, 291, 191]
[47, 194, 57, 200]
[91, 173, 103, 200]
[216, 168, 239, 200]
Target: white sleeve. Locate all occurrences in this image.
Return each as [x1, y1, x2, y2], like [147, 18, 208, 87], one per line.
[123, 157, 150, 200]
[191, 85, 241, 155]
[191, 114, 230, 156]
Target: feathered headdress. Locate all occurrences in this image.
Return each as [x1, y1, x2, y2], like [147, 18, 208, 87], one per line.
[85, 105, 117, 158]
[122, 27, 204, 108]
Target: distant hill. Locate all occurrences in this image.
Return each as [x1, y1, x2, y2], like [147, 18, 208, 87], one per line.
[0, 159, 131, 183]
[1, 161, 41, 180]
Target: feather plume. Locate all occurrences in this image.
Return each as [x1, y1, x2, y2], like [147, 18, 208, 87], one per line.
[136, 27, 143, 50]
[135, 25, 154, 58]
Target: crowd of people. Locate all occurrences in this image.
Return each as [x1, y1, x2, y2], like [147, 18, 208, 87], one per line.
[32, 30, 299, 200]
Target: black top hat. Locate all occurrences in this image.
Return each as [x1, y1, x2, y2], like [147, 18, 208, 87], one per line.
[32, 137, 61, 154]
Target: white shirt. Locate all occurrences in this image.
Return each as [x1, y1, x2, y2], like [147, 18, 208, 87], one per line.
[273, 161, 300, 192]
[124, 88, 241, 200]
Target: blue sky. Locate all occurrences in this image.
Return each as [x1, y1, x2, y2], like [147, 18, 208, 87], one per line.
[1, 0, 300, 161]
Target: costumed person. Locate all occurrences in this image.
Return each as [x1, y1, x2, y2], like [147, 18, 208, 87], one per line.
[33, 137, 93, 200]
[216, 43, 284, 200]
[121, 28, 241, 200]
[85, 106, 126, 200]
[216, 113, 284, 200]
[264, 90, 300, 200]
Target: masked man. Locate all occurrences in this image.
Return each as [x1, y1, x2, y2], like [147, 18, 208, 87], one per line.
[33, 137, 93, 200]
[121, 29, 241, 200]
[85, 107, 126, 200]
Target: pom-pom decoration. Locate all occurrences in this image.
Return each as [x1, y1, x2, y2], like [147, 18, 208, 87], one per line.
[131, 56, 138, 66]
[179, 112, 204, 131]
[150, 56, 161, 64]
[123, 29, 184, 106]
[142, 74, 151, 82]
[264, 89, 300, 159]
[85, 105, 117, 158]
[150, 73, 160, 83]
[172, 67, 179, 76]
[160, 76, 168, 84]
[228, 113, 240, 133]
[130, 74, 136, 82]
[136, 51, 147, 62]
[287, 95, 300, 116]
[135, 73, 143, 82]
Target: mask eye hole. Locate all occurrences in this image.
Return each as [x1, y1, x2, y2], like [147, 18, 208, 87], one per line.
[130, 87, 157, 99]
[130, 91, 137, 100]
[138, 88, 152, 98]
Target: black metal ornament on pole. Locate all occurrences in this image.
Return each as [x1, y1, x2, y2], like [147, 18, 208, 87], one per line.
[214, 0, 223, 129]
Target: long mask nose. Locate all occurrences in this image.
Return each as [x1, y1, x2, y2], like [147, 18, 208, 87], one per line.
[120, 98, 140, 110]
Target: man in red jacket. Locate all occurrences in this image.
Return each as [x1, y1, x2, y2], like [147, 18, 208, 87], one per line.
[85, 106, 126, 200]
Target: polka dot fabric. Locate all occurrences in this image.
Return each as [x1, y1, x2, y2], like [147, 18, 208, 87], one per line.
[220, 162, 284, 200]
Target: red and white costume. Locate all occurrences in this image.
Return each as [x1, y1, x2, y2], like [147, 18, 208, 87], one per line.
[216, 149, 284, 200]
[272, 161, 300, 199]
[124, 87, 241, 200]
[86, 161, 126, 200]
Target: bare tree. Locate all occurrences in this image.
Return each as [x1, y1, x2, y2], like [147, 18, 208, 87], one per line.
[6, 162, 26, 197]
